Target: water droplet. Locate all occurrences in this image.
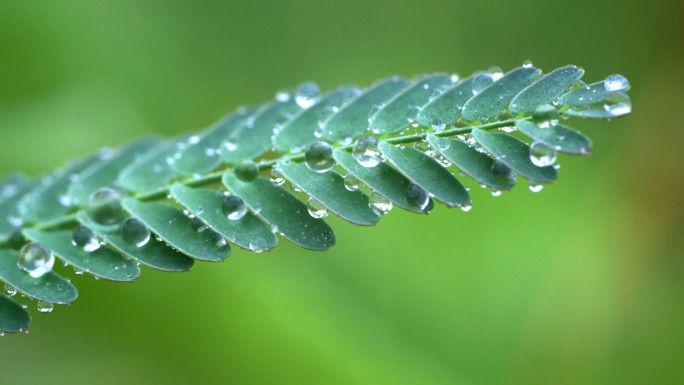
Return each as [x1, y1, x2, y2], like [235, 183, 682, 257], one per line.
[71, 225, 101, 252]
[17, 243, 54, 278]
[275, 91, 291, 102]
[307, 198, 328, 219]
[603, 92, 631, 116]
[434, 137, 450, 150]
[343, 174, 360, 191]
[305, 142, 335, 173]
[37, 301, 54, 313]
[529, 183, 544, 193]
[472, 73, 494, 95]
[190, 217, 207, 233]
[431, 119, 447, 132]
[488, 66, 504, 81]
[603, 74, 630, 92]
[460, 204, 472, 212]
[529, 142, 557, 167]
[222, 195, 247, 220]
[212, 232, 229, 248]
[4, 284, 17, 297]
[235, 160, 259, 182]
[450, 73, 460, 82]
[294, 82, 320, 109]
[369, 192, 393, 214]
[522, 59, 534, 68]
[121, 218, 151, 248]
[500, 126, 516, 133]
[224, 140, 238, 152]
[406, 184, 429, 210]
[270, 168, 285, 186]
[352, 137, 382, 167]
[87, 188, 125, 225]
[491, 189, 502, 197]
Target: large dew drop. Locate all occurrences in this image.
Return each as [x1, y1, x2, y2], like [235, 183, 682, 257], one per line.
[294, 82, 320, 109]
[87, 188, 125, 225]
[17, 243, 54, 278]
[406, 183, 430, 211]
[369, 192, 393, 214]
[352, 137, 382, 168]
[222, 195, 247, 220]
[71, 225, 101, 252]
[603, 92, 632, 116]
[235, 160, 259, 182]
[529, 142, 557, 167]
[471, 73, 494, 95]
[603, 74, 630, 92]
[121, 218, 151, 248]
[305, 142, 335, 173]
[37, 301, 54, 313]
[343, 174, 360, 192]
[307, 198, 328, 219]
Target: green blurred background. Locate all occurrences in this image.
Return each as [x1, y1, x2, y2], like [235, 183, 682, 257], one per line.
[1, 0, 683, 384]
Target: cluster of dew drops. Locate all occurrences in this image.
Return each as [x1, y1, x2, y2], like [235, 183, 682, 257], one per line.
[4, 67, 631, 325]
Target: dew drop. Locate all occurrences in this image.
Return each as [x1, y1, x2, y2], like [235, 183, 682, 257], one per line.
[121, 218, 151, 248]
[434, 137, 450, 150]
[87, 188, 125, 225]
[522, 59, 534, 68]
[270, 168, 285, 186]
[369, 192, 393, 214]
[190, 217, 207, 233]
[275, 91, 291, 102]
[529, 142, 557, 167]
[4, 284, 17, 297]
[406, 184, 430, 211]
[460, 204, 473, 212]
[212, 232, 229, 248]
[224, 140, 238, 152]
[603, 92, 632, 116]
[294, 82, 320, 109]
[431, 118, 447, 132]
[235, 160, 259, 182]
[71, 225, 101, 252]
[603, 74, 630, 92]
[305, 142, 335, 173]
[491, 190, 502, 197]
[472, 73, 494, 95]
[352, 137, 382, 167]
[343, 174, 360, 191]
[488, 66, 504, 81]
[307, 198, 328, 219]
[222, 195, 247, 220]
[17, 243, 54, 278]
[37, 301, 54, 313]
[529, 183, 544, 193]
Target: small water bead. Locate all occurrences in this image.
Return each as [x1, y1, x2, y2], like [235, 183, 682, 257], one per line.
[352, 137, 382, 168]
[235, 160, 259, 182]
[270, 168, 285, 186]
[37, 301, 53, 314]
[212, 232, 229, 248]
[471, 73, 494, 95]
[499, 126, 516, 133]
[71, 225, 101, 252]
[4, 284, 17, 297]
[522, 59, 534, 68]
[74, 267, 85, 275]
[529, 142, 557, 167]
[222, 195, 247, 220]
[406, 184, 430, 211]
[305, 142, 335, 173]
[190, 217, 208, 233]
[491, 189, 502, 197]
[529, 183, 544, 193]
[17, 243, 54, 278]
[343, 174, 360, 191]
[369, 192, 393, 214]
[307, 198, 328, 219]
[431, 118, 447, 132]
[603, 92, 632, 116]
[224, 140, 238, 152]
[121, 218, 151, 248]
[294, 82, 320, 109]
[460, 204, 473, 212]
[87, 188, 125, 225]
[603, 74, 630, 92]
[275, 91, 291, 102]
[488, 66, 504, 81]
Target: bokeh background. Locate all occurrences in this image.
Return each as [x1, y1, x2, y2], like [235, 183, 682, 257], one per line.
[1, 0, 682, 384]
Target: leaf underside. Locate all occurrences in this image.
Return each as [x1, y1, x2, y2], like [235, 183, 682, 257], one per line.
[0, 63, 632, 334]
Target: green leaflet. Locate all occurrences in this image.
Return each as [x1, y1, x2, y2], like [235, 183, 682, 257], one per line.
[0, 294, 30, 333]
[0, 64, 632, 334]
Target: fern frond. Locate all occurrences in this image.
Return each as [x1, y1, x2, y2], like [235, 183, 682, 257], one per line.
[0, 64, 632, 334]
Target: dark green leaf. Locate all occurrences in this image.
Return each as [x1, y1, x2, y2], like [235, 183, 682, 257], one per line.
[0, 249, 78, 304]
[416, 74, 476, 128]
[277, 161, 380, 226]
[515, 120, 592, 155]
[169, 184, 277, 252]
[426, 135, 516, 190]
[222, 172, 335, 251]
[0, 294, 30, 333]
[510, 65, 584, 114]
[378, 141, 470, 207]
[118, 138, 186, 192]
